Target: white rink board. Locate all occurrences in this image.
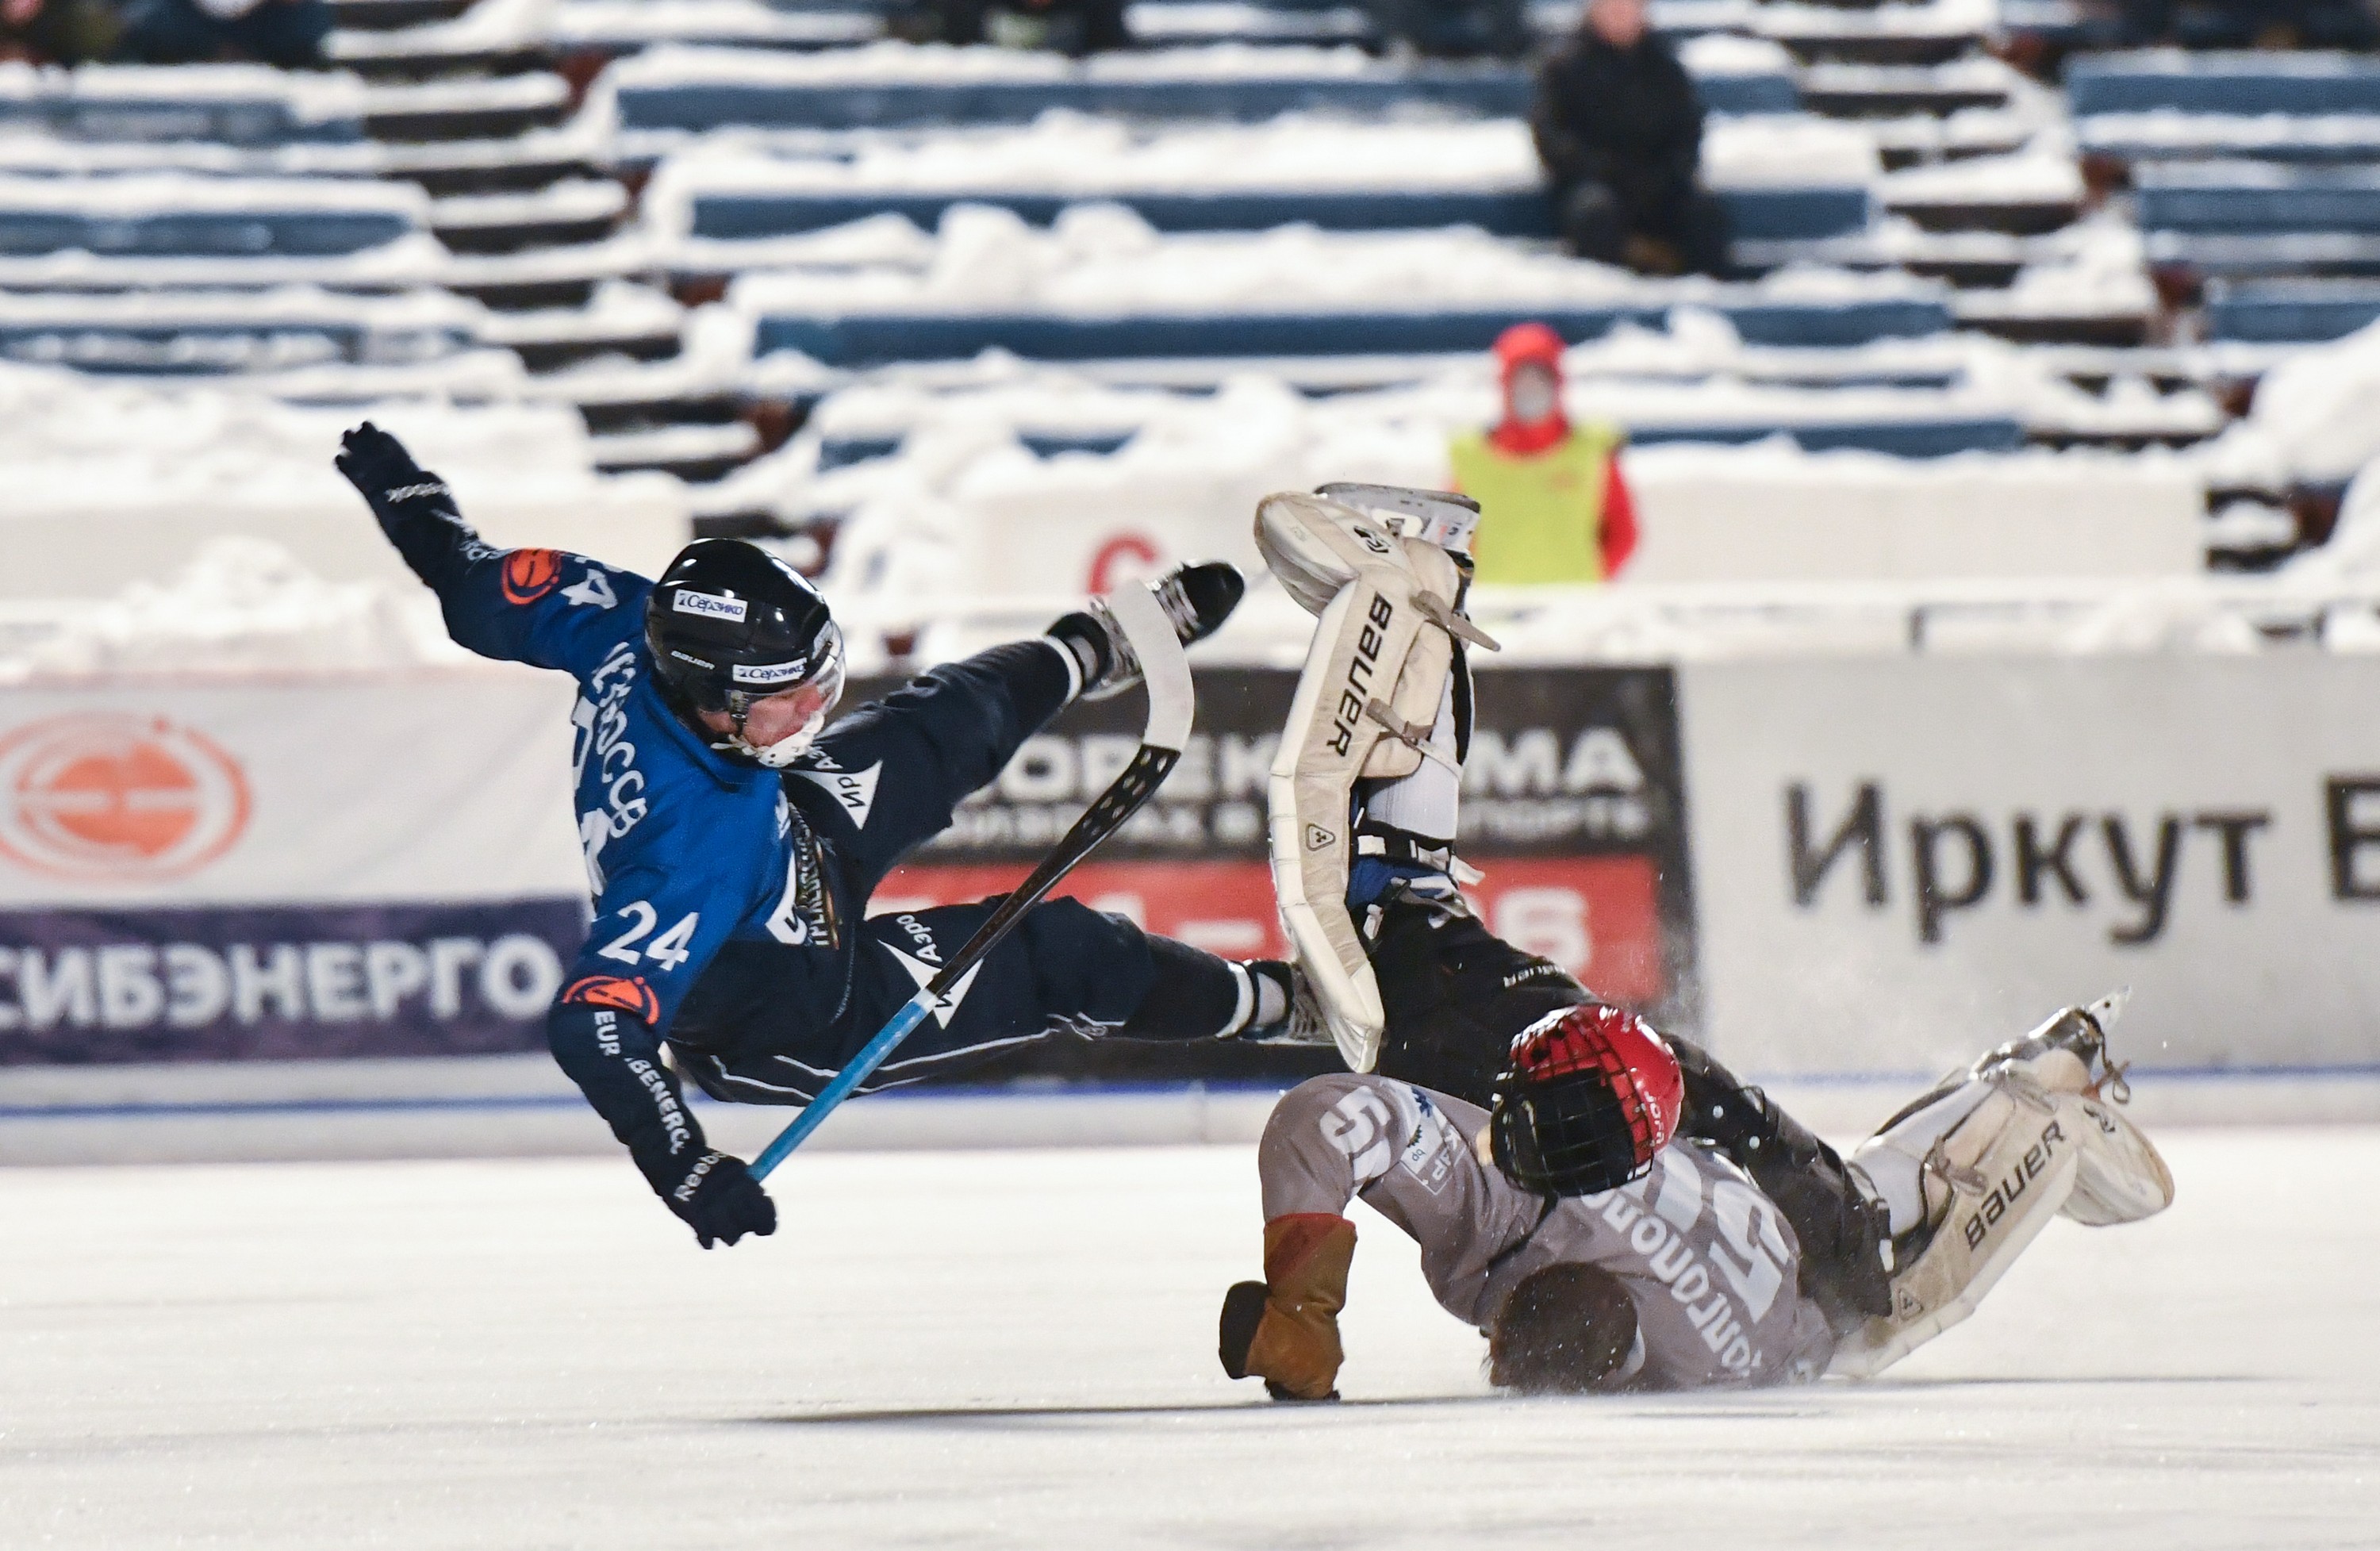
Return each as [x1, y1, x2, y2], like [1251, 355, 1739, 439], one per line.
[1, 1131, 2374, 1549]
[1679, 655, 2380, 1076]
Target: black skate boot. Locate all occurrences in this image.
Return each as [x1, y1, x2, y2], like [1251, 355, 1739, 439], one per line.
[1050, 561, 1246, 701]
[1231, 962, 1334, 1046]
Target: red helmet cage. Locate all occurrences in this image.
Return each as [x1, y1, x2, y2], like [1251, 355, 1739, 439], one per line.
[1488, 1004, 1684, 1196]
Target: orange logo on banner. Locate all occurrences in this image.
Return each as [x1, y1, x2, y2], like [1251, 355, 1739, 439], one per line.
[501, 548, 565, 604]
[0, 714, 251, 881]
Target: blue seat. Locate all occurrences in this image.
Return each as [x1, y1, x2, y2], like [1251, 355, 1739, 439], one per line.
[0, 319, 359, 374]
[754, 298, 1949, 364]
[2203, 278, 2380, 341]
[0, 292, 473, 374]
[0, 206, 416, 259]
[2068, 52, 2380, 117]
[689, 182, 1868, 243]
[1629, 417, 2024, 457]
[2080, 119, 2380, 167]
[818, 412, 2013, 466]
[616, 62, 1795, 132]
[2136, 164, 2380, 233]
[0, 71, 361, 147]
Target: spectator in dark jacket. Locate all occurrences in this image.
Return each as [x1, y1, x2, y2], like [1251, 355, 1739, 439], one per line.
[1531, 0, 1730, 277]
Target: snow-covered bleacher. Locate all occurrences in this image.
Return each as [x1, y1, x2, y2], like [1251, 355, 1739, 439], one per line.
[597, 40, 1796, 148]
[6, 0, 2380, 573]
[0, 61, 368, 145]
[642, 112, 1878, 255]
[717, 205, 1955, 366]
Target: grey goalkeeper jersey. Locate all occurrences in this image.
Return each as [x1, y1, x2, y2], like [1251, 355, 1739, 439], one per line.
[1260, 1074, 1836, 1389]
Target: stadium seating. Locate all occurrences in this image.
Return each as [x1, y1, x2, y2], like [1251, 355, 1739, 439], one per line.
[0, 63, 367, 145]
[2069, 50, 2380, 117]
[0, 176, 426, 260]
[2204, 278, 2380, 342]
[601, 45, 1797, 140]
[0, 287, 481, 374]
[744, 297, 1954, 365]
[674, 183, 1872, 244]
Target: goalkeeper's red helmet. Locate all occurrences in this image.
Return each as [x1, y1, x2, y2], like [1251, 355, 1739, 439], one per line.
[1488, 1003, 1684, 1196]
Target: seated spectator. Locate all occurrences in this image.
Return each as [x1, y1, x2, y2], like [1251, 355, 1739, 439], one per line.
[1532, 0, 1729, 277]
[1368, 0, 1528, 60]
[111, 0, 329, 66]
[896, 0, 1127, 56]
[1448, 323, 1637, 585]
[2, 0, 124, 64]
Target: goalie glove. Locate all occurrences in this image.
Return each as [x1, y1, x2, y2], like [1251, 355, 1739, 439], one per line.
[1048, 561, 1245, 701]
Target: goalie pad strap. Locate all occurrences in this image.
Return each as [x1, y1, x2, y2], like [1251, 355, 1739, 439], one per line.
[1355, 827, 1459, 873]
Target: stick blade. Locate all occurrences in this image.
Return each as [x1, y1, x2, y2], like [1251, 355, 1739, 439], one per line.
[1106, 584, 1196, 752]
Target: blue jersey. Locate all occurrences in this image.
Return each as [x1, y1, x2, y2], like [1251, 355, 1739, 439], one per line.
[371, 485, 1088, 1206]
[427, 542, 812, 1039]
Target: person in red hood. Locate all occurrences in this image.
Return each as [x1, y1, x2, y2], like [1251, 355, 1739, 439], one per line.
[1447, 323, 1638, 584]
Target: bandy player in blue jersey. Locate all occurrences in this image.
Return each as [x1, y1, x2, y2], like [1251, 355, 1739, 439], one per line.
[336, 424, 1319, 1249]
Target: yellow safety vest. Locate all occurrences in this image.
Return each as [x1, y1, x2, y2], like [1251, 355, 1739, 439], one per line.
[1448, 423, 1622, 585]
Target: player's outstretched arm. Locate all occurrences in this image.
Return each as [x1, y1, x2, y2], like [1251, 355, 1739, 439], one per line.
[544, 994, 775, 1250]
[542, 867, 777, 1248]
[334, 421, 643, 674]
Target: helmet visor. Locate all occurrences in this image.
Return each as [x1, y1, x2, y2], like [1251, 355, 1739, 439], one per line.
[726, 642, 845, 751]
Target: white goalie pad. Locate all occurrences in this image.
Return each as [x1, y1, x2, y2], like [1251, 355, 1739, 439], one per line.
[2063, 1093, 2175, 1227]
[1831, 1073, 2086, 1379]
[1256, 491, 1491, 1071]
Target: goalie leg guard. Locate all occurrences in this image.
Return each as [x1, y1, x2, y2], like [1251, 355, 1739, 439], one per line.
[1830, 1071, 2083, 1379]
[1257, 490, 1491, 1071]
[1829, 997, 2173, 1380]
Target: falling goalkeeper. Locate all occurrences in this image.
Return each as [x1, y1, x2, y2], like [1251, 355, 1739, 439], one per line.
[1219, 486, 2175, 1396]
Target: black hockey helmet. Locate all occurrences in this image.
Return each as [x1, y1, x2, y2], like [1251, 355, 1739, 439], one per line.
[1488, 1003, 1683, 1196]
[644, 539, 843, 768]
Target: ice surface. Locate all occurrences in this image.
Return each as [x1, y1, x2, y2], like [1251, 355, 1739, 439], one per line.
[0, 1128, 2372, 1548]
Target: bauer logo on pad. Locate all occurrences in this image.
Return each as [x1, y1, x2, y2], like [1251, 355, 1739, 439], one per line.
[672, 589, 747, 622]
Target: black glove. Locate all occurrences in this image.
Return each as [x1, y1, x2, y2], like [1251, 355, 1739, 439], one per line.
[657, 1150, 778, 1250]
[336, 421, 478, 588]
[335, 421, 462, 529]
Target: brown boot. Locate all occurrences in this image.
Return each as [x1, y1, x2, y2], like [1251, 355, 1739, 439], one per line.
[1218, 1214, 1355, 1401]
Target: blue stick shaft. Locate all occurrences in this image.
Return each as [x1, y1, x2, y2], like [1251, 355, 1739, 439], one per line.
[750, 996, 932, 1180]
